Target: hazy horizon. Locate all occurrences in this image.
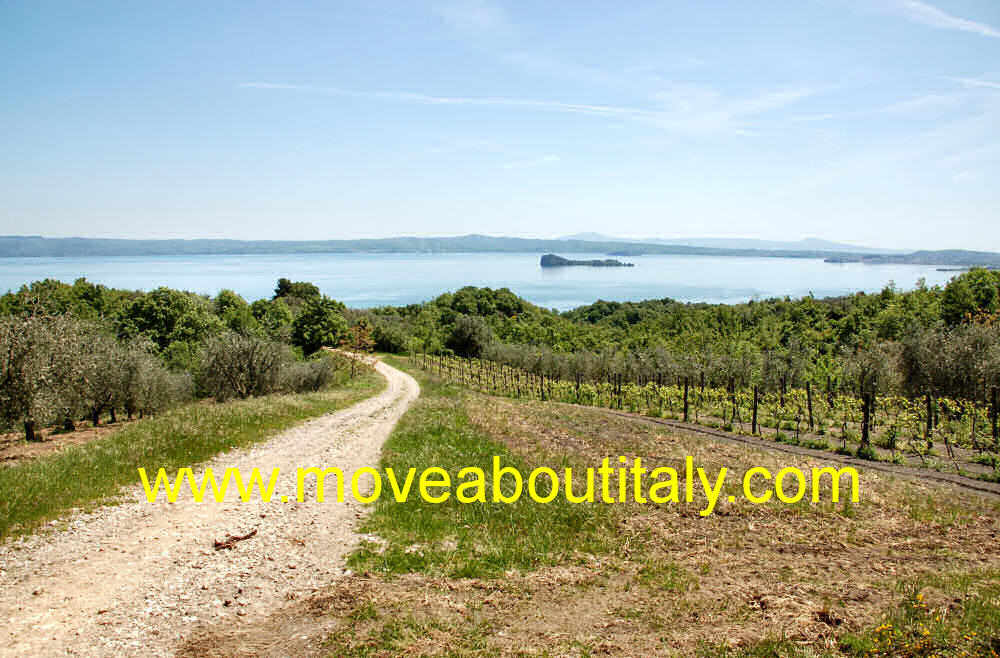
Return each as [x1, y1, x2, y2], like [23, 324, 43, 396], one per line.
[0, 232, 967, 254]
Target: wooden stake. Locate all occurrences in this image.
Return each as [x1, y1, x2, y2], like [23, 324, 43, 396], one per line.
[683, 377, 689, 423]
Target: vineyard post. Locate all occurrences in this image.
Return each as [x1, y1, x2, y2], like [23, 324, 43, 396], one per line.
[683, 377, 689, 423]
[540, 373, 545, 401]
[991, 386, 998, 446]
[658, 373, 663, 414]
[861, 390, 872, 453]
[751, 385, 758, 435]
[870, 376, 878, 432]
[779, 375, 786, 408]
[700, 372, 705, 393]
[806, 382, 814, 431]
[925, 392, 934, 450]
[575, 372, 581, 403]
[729, 378, 736, 424]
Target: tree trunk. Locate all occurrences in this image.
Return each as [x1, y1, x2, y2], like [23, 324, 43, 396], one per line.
[92, 408, 100, 427]
[63, 418, 76, 432]
[24, 420, 36, 442]
[110, 407, 117, 424]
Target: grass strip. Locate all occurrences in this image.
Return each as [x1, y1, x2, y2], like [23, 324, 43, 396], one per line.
[0, 370, 383, 540]
[350, 357, 622, 579]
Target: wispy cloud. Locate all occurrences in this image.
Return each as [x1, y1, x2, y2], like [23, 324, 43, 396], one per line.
[950, 76, 1000, 90]
[879, 0, 1000, 39]
[786, 109, 1000, 188]
[237, 81, 822, 136]
[239, 82, 661, 119]
[500, 154, 559, 169]
[792, 93, 959, 121]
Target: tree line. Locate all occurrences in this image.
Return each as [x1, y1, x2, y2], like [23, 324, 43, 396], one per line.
[367, 269, 1000, 402]
[4, 267, 997, 441]
[0, 278, 375, 440]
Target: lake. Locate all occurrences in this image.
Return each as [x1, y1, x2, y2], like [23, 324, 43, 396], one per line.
[0, 253, 958, 311]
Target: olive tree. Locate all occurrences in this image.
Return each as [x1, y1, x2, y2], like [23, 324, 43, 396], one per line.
[76, 329, 129, 426]
[0, 315, 83, 440]
[199, 330, 291, 401]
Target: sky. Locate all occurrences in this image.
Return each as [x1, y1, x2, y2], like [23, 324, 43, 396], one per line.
[1, 1, 999, 250]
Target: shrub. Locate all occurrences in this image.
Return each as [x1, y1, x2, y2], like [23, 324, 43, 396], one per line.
[279, 355, 343, 393]
[199, 330, 291, 401]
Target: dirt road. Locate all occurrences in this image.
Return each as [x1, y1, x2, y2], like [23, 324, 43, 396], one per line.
[0, 360, 419, 657]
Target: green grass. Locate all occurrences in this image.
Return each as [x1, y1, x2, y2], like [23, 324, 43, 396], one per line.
[0, 370, 383, 540]
[838, 570, 1000, 656]
[350, 357, 623, 579]
[706, 572, 1000, 656]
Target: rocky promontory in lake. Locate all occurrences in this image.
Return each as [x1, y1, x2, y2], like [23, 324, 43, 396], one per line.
[540, 254, 634, 268]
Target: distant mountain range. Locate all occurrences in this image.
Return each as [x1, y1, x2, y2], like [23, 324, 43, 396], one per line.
[557, 233, 904, 254]
[1, 234, 997, 268]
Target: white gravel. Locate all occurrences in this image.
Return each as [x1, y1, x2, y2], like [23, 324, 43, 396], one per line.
[0, 359, 419, 657]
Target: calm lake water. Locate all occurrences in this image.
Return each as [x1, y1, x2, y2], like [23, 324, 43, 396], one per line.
[0, 253, 958, 311]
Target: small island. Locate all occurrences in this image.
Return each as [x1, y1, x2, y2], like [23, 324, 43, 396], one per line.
[540, 253, 634, 268]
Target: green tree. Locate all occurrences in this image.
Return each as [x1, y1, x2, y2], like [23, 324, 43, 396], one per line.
[292, 296, 348, 354]
[120, 287, 223, 351]
[214, 289, 258, 334]
[941, 268, 1000, 325]
[446, 315, 494, 358]
[250, 298, 294, 341]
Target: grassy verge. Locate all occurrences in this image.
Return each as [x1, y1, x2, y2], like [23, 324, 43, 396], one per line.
[351, 355, 623, 579]
[0, 370, 384, 540]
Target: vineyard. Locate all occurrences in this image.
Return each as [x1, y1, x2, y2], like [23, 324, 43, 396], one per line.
[415, 353, 1000, 480]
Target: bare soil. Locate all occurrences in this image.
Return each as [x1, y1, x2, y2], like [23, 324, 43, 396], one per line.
[0, 421, 134, 467]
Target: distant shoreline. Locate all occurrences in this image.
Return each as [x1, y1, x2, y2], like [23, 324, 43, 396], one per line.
[2, 235, 999, 268]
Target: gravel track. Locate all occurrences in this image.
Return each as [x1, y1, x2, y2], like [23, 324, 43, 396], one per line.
[0, 360, 419, 657]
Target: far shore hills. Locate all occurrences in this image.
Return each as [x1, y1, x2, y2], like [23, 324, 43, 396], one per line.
[1, 234, 999, 268]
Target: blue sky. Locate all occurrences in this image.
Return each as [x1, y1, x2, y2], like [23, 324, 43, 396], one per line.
[1, 1, 998, 250]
